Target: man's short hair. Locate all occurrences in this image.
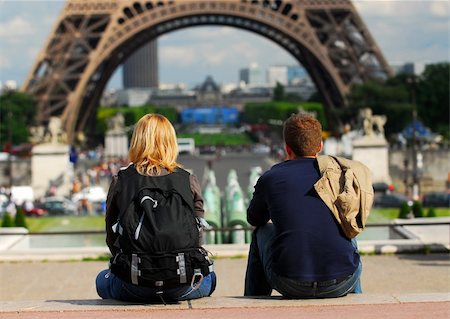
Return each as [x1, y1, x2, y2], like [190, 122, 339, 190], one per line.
[283, 114, 322, 157]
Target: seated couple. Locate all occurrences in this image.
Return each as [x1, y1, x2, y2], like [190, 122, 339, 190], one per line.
[96, 113, 373, 303]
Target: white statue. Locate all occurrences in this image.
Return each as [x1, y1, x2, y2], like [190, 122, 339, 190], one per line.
[43, 116, 66, 144]
[359, 108, 386, 137]
[107, 113, 125, 134]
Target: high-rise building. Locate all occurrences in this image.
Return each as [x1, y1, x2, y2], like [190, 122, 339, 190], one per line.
[267, 66, 288, 87]
[390, 62, 416, 76]
[239, 63, 263, 86]
[287, 65, 308, 85]
[123, 40, 159, 88]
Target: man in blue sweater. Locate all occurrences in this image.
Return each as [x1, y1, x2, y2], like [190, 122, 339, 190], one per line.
[244, 114, 362, 298]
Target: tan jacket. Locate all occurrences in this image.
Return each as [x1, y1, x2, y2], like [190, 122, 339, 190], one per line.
[314, 155, 374, 239]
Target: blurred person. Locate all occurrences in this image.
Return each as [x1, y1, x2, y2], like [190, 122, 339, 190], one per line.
[96, 114, 215, 303]
[244, 114, 373, 298]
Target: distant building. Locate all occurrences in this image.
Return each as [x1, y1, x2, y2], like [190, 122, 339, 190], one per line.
[239, 63, 264, 86]
[0, 80, 18, 93]
[100, 89, 118, 107]
[116, 88, 153, 107]
[391, 62, 416, 75]
[195, 76, 222, 104]
[287, 65, 308, 85]
[267, 65, 312, 87]
[267, 66, 288, 87]
[123, 40, 158, 88]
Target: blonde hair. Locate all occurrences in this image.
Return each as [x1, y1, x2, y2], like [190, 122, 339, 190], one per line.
[128, 114, 180, 175]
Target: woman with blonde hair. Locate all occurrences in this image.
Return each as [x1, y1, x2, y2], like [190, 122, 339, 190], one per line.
[96, 114, 216, 303]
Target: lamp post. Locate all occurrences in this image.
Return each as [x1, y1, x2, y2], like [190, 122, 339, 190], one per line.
[408, 76, 420, 201]
[7, 107, 13, 199]
[3, 89, 14, 201]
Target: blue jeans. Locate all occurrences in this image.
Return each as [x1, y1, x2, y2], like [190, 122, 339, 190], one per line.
[96, 269, 216, 303]
[244, 223, 362, 298]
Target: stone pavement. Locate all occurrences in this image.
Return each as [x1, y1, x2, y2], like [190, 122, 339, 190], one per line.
[1, 254, 449, 318]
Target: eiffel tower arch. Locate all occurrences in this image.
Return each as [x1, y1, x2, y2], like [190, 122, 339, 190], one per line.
[23, 0, 392, 143]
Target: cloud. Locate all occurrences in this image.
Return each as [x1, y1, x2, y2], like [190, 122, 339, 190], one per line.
[182, 26, 235, 40]
[430, 1, 449, 17]
[160, 46, 197, 67]
[0, 16, 34, 40]
[202, 48, 227, 65]
[353, 1, 396, 17]
[27, 46, 41, 61]
[354, 1, 446, 18]
[0, 56, 11, 69]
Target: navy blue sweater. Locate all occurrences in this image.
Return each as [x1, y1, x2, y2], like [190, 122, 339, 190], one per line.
[247, 158, 360, 282]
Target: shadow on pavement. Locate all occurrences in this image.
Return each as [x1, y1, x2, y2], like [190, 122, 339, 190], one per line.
[397, 253, 450, 266]
[46, 299, 180, 306]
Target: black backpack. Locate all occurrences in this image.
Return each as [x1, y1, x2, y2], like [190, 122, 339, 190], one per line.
[109, 165, 213, 289]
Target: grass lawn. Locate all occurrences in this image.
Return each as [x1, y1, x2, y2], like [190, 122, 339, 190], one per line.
[25, 215, 105, 232]
[23, 208, 449, 232]
[368, 207, 450, 223]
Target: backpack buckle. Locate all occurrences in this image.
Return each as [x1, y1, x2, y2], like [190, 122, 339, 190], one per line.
[190, 269, 204, 290]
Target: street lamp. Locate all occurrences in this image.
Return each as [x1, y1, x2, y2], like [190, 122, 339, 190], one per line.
[407, 76, 420, 201]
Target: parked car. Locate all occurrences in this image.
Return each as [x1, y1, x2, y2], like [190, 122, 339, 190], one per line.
[25, 207, 47, 217]
[422, 192, 450, 208]
[374, 192, 412, 208]
[35, 196, 77, 215]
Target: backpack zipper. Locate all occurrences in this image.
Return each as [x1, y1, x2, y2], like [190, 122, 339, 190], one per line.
[134, 212, 145, 240]
[135, 195, 158, 240]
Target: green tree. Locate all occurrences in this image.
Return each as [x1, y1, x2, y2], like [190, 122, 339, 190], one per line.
[242, 101, 326, 129]
[416, 63, 450, 139]
[0, 92, 36, 149]
[346, 79, 413, 135]
[1, 213, 14, 227]
[398, 202, 411, 219]
[155, 106, 178, 123]
[14, 208, 27, 228]
[427, 207, 437, 218]
[273, 82, 285, 101]
[412, 201, 424, 218]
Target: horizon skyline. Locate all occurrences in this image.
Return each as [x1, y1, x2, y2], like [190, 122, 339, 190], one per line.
[0, 0, 448, 90]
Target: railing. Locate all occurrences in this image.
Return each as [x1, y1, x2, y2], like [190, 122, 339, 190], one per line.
[1, 221, 448, 236]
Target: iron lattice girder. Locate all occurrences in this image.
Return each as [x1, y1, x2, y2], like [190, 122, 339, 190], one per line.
[23, 0, 392, 142]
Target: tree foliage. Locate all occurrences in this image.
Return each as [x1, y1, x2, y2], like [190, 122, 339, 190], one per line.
[0, 91, 36, 149]
[398, 202, 411, 219]
[14, 208, 28, 228]
[345, 79, 413, 136]
[242, 101, 327, 129]
[416, 63, 450, 138]
[427, 207, 437, 218]
[1, 213, 14, 227]
[273, 82, 285, 101]
[412, 201, 424, 218]
[345, 63, 449, 138]
[95, 105, 178, 143]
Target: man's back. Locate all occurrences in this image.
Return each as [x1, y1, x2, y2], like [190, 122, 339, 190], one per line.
[247, 158, 359, 282]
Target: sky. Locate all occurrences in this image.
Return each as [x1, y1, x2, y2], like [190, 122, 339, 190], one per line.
[0, 0, 448, 90]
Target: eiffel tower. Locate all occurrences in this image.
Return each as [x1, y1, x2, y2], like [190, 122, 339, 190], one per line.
[23, 0, 392, 142]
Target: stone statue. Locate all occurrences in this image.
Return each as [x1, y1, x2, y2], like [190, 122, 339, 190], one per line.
[107, 113, 125, 134]
[247, 166, 262, 203]
[29, 126, 46, 144]
[372, 114, 387, 136]
[359, 108, 386, 137]
[39, 116, 67, 144]
[105, 112, 128, 158]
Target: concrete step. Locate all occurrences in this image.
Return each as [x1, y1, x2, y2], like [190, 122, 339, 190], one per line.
[1, 294, 449, 319]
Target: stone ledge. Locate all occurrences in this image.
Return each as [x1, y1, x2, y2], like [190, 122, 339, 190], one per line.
[1, 240, 448, 262]
[1, 294, 448, 313]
